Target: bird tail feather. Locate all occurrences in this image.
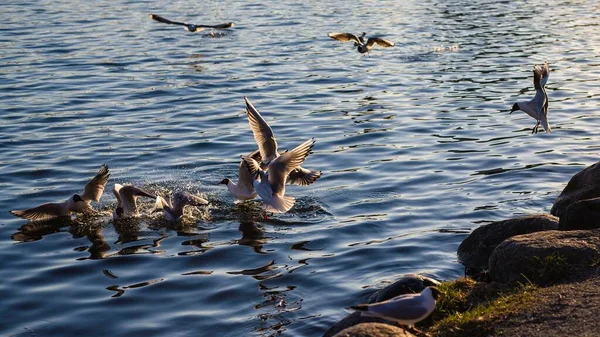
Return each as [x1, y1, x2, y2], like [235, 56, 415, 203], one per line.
[263, 195, 295, 213]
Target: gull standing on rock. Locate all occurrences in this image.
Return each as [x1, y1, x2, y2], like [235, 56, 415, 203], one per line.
[510, 62, 551, 134]
[244, 138, 316, 217]
[328, 32, 395, 55]
[350, 286, 441, 328]
[112, 184, 156, 220]
[153, 191, 209, 222]
[149, 14, 234, 33]
[10, 164, 110, 221]
[244, 96, 322, 186]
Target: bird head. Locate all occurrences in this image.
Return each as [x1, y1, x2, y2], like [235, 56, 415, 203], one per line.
[116, 207, 124, 217]
[218, 178, 230, 185]
[68, 194, 89, 212]
[510, 103, 520, 114]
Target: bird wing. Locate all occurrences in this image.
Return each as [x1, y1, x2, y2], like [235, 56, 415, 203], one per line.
[287, 166, 322, 186]
[242, 156, 262, 180]
[244, 96, 278, 161]
[328, 32, 361, 44]
[268, 138, 315, 195]
[119, 185, 156, 212]
[173, 191, 208, 209]
[367, 37, 395, 48]
[81, 164, 110, 202]
[368, 295, 431, 321]
[196, 22, 235, 29]
[10, 202, 67, 221]
[152, 196, 170, 212]
[149, 14, 186, 26]
[238, 152, 259, 192]
[535, 62, 550, 87]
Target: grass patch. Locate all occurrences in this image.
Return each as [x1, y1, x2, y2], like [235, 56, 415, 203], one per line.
[419, 278, 537, 337]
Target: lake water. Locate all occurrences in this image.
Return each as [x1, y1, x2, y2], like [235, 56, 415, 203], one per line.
[2, 0, 600, 336]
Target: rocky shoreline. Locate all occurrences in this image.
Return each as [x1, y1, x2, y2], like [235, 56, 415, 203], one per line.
[325, 160, 600, 337]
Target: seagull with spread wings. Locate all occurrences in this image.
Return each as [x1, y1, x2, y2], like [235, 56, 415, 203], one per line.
[328, 32, 395, 55]
[10, 164, 110, 221]
[510, 62, 551, 134]
[153, 191, 209, 222]
[149, 14, 234, 33]
[112, 184, 156, 220]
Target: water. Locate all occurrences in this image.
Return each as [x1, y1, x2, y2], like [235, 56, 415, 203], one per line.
[1, 0, 600, 335]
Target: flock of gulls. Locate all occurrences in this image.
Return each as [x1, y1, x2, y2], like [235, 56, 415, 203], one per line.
[8, 13, 555, 331]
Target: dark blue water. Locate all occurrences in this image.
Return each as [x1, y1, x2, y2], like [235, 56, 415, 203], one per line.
[2, 0, 600, 336]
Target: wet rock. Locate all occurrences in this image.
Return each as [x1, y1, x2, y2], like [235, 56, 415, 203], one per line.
[323, 312, 403, 337]
[458, 214, 559, 270]
[368, 274, 439, 303]
[489, 229, 600, 285]
[551, 161, 600, 217]
[559, 197, 600, 230]
[332, 323, 414, 337]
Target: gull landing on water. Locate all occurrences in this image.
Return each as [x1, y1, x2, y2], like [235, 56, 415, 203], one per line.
[510, 62, 551, 134]
[350, 286, 441, 328]
[112, 184, 156, 220]
[219, 150, 260, 201]
[243, 96, 322, 186]
[10, 164, 110, 221]
[153, 191, 208, 222]
[328, 32, 395, 56]
[149, 14, 234, 33]
[243, 138, 316, 218]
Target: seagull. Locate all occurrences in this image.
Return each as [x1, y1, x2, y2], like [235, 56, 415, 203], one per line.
[10, 164, 110, 221]
[112, 184, 156, 220]
[219, 150, 260, 201]
[328, 32, 395, 55]
[244, 96, 322, 186]
[152, 191, 209, 222]
[349, 286, 441, 328]
[510, 62, 550, 134]
[243, 138, 316, 217]
[149, 14, 234, 33]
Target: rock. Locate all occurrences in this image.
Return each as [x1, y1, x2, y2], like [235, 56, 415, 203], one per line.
[489, 229, 600, 285]
[457, 214, 559, 270]
[368, 274, 439, 303]
[332, 323, 414, 337]
[551, 161, 600, 217]
[559, 197, 600, 230]
[323, 312, 402, 337]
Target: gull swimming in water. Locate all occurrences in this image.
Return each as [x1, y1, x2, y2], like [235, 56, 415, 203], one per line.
[149, 14, 234, 33]
[328, 32, 395, 55]
[510, 62, 550, 134]
[350, 286, 441, 328]
[153, 191, 209, 222]
[219, 150, 260, 201]
[244, 138, 316, 216]
[243, 96, 322, 186]
[10, 164, 110, 221]
[112, 184, 156, 220]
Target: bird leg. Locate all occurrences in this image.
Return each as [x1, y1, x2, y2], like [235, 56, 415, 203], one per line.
[263, 210, 268, 220]
[533, 120, 541, 134]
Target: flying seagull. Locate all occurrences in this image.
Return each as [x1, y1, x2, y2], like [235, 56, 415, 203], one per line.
[510, 62, 550, 134]
[244, 138, 316, 217]
[149, 14, 234, 33]
[10, 164, 110, 221]
[350, 286, 441, 328]
[243, 96, 322, 186]
[112, 184, 156, 220]
[153, 191, 209, 222]
[328, 32, 395, 55]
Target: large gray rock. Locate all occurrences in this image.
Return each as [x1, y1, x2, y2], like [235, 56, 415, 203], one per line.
[551, 161, 600, 217]
[458, 214, 559, 270]
[559, 197, 600, 230]
[489, 229, 600, 285]
[323, 313, 402, 337]
[332, 323, 414, 337]
[368, 274, 439, 303]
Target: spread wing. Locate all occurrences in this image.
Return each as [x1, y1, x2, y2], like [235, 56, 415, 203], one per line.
[328, 32, 361, 44]
[366, 37, 395, 48]
[268, 138, 315, 195]
[81, 164, 110, 202]
[244, 96, 278, 161]
[173, 191, 208, 209]
[119, 185, 156, 210]
[287, 166, 321, 186]
[535, 62, 550, 87]
[238, 151, 259, 192]
[197, 22, 235, 29]
[149, 14, 186, 26]
[10, 203, 67, 221]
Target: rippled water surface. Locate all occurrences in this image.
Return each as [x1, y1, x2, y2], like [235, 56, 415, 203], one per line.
[2, 0, 600, 336]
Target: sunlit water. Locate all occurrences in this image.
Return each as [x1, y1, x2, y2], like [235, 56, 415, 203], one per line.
[2, 0, 600, 336]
